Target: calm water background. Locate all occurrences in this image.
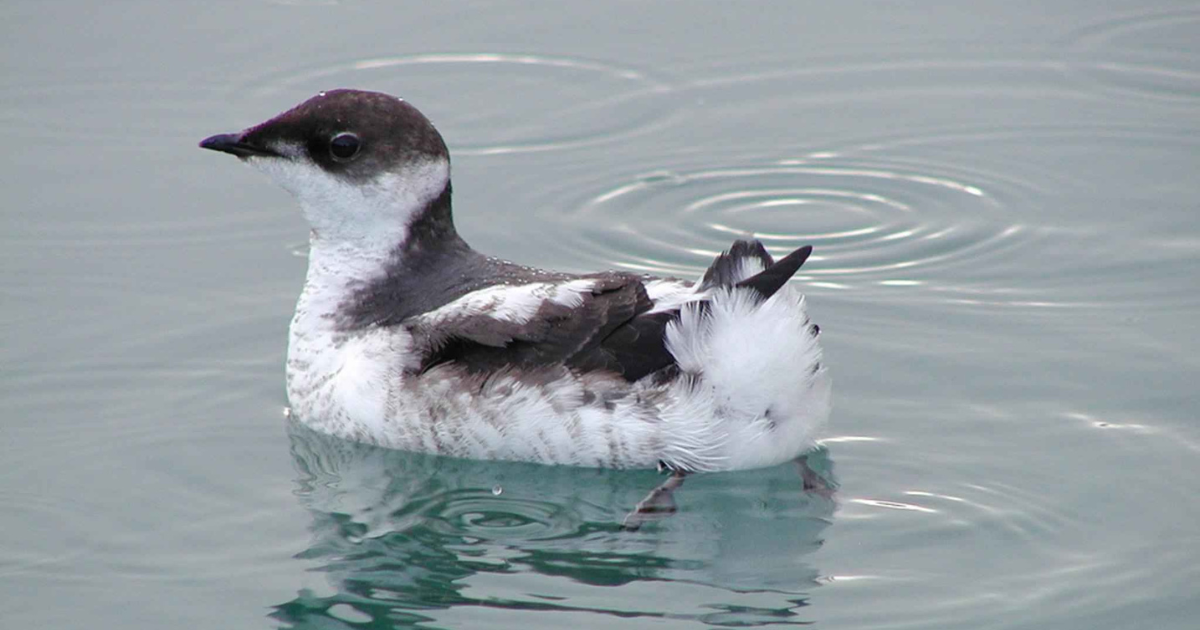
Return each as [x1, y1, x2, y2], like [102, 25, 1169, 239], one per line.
[3, 1, 1198, 628]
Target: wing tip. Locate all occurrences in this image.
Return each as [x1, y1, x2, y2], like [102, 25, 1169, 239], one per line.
[699, 238, 780, 291]
[735, 244, 814, 300]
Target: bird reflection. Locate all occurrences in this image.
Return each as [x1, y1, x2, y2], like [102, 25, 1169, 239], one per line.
[271, 419, 837, 628]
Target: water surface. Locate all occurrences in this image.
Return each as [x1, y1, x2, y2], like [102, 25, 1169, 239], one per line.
[2, 1, 1198, 628]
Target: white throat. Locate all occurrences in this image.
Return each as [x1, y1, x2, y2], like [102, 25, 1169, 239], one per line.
[249, 152, 450, 254]
[248, 152, 451, 331]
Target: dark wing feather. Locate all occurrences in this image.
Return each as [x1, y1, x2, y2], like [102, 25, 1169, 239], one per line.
[414, 273, 672, 381]
[698, 239, 776, 290]
[584, 243, 812, 381]
[590, 310, 678, 381]
[736, 245, 811, 300]
[412, 242, 813, 383]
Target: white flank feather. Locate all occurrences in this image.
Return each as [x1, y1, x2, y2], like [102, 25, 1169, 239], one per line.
[418, 280, 597, 328]
[664, 284, 829, 470]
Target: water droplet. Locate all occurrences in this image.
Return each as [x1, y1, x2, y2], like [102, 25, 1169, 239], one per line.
[492, 485, 503, 496]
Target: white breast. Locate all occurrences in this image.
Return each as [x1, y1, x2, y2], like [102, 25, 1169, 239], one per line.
[285, 281, 829, 471]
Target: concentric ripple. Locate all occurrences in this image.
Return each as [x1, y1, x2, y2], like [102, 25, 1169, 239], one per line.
[1057, 8, 1200, 102]
[568, 158, 1028, 288]
[553, 107, 1199, 312]
[533, 53, 1198, 310]
[236, 53, 677, 154]
[822, 397, 1200, 629]
[281, 424, 837, 627]
[423, 489, 583, 541]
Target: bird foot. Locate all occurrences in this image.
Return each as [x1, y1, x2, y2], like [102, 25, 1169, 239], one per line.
[621, 470, 688, 531]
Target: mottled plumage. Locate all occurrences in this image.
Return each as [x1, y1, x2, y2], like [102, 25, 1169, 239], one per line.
[201, 89, 831, 471]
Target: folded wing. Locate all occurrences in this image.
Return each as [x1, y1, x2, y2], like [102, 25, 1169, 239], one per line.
[410, 273, 671, 380]
[408, 241, 813, 382]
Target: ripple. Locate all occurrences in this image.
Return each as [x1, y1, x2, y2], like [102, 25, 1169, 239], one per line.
[625, 55, 1198, 309]
[569, 158, 1028, 287]
[283, 424, 836, 625]
[424, 489, 583, 541]
[820, 126, 1200, 310]
[1058, 9, 1200, 103]
[847, 498, 939, 514]
[0, 490, 91, 577]
[235, 53, 678, 155]
[13, 204, 295, 249]
[837, 476, 1075, 543]
[838, 475, 1199, 627]
[552, 111, 1200, 314]
[0, 79, 204, 142]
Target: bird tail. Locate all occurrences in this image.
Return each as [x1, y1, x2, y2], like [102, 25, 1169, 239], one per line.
[660, 239, 828, 471]
[698, 239, 813, 301]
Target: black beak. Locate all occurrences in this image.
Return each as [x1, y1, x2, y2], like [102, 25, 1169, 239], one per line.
[199, 133, 281, 158]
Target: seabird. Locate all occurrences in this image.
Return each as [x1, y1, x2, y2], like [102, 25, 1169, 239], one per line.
[200, 89, 830, 472]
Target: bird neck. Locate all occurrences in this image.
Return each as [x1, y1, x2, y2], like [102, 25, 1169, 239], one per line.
[293, 183, 469, 335]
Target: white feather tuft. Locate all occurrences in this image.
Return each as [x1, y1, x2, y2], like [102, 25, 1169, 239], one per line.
[663, 284, 829, 470]
[548, 279, 596, 308]
[417, 280, 597, 328]
[645, 279, 706, 313]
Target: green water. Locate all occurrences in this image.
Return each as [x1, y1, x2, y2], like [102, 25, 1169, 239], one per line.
[3, 1, 1198, 628]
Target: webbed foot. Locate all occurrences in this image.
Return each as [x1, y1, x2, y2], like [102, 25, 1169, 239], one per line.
[621, 470, 688, 531]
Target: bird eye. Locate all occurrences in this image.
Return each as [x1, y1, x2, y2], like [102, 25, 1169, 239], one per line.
[329, 132, 360, 161]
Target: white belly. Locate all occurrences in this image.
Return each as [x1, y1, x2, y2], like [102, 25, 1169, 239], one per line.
[285, 286, 830, 471]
